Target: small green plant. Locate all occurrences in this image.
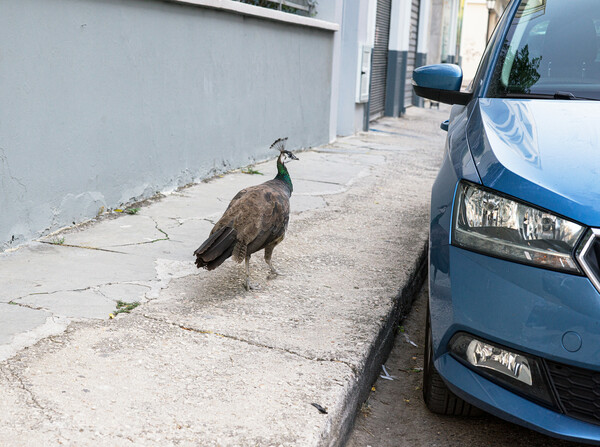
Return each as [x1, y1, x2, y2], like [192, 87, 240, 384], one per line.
[50, 237, 65, 245]
[241, 167, 263, 175]
[114, 207, 140, 214]
[113, 300, 140, 315]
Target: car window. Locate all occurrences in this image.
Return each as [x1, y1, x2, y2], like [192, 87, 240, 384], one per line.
[488, 0, 600, 99]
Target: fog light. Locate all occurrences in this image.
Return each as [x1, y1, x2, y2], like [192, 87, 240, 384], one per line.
[466, 339, 532, 385]
[449, 333, 556, 407]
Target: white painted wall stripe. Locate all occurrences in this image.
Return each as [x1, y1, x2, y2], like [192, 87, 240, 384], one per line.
[167, 0, 339, 31]
[417, 0, 431, 53]
[366, 0, 378, 48]
[447, 0, 459, 57]
[388, 0, 413, 52]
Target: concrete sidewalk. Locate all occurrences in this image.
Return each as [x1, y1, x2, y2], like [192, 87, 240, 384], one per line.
[0, 106, 448, 446]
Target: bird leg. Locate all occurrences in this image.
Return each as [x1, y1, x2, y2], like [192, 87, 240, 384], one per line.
[244, 255, 259, 291]
[264, 245, 284, 278]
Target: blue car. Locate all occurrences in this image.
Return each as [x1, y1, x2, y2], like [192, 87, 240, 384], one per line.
[413, 0, 600, 443]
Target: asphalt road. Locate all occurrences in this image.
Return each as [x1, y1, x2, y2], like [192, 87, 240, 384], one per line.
[347, 284, 585, 447]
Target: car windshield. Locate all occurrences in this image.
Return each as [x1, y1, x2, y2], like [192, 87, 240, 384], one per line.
[488, 0, 600, 100]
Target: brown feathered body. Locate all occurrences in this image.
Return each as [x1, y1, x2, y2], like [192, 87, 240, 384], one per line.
[194, 154, 292, 272]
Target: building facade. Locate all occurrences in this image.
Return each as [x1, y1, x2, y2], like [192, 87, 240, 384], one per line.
[0, 0, 463, 250]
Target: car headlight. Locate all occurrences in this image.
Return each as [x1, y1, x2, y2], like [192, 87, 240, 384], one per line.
[452, 182, 585, 273]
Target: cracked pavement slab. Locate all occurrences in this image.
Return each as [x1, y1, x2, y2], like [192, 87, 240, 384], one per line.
[0, 315, 353, 447]
[48, 214, 169, 249]
[0, 106, 449, 445]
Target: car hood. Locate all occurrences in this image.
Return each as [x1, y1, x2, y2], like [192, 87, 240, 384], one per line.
[467, 98, 600, 226]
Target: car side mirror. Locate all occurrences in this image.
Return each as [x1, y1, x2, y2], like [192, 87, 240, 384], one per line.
[412, 64, 473, 106]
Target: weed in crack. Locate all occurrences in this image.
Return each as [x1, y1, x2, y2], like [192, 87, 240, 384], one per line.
[49, 237, 65, 245]
[241, 167, 264, 175]
[112, 300, 140, 316]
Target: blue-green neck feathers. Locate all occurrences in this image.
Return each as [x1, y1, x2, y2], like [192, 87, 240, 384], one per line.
[275, 155, 293, 194]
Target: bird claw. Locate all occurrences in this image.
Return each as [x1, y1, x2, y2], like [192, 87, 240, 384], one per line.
[267, 269, 285, 280]
[245, 280, 261, 291]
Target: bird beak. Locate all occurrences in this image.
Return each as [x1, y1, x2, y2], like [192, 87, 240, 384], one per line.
[289, 153, 299, 161]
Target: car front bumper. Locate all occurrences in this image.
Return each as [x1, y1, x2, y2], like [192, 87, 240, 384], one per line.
[437, 354, 600, 444]
[430, 245, 600, 443]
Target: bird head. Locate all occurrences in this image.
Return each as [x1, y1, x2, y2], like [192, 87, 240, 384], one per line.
[270, 137, 299, 163]
[282, 150, 299, 163]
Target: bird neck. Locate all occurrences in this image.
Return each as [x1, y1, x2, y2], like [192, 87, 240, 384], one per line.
[275, 154, 293, 194]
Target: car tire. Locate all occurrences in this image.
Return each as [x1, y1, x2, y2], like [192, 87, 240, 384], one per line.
[423, 301, 482, 416]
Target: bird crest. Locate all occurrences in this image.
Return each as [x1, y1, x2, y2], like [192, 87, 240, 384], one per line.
[270, 137, 298, 163]
[270, 137, 288, 153]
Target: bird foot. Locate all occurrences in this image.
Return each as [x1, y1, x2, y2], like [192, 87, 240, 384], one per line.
[267, 269, 285, 280]
[244, 280, 261, 291]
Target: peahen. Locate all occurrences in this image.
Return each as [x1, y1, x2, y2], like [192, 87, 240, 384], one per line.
[193, 138, 298, 290]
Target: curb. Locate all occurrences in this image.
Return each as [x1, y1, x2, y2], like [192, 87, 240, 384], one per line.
[334, 240, 429, 446]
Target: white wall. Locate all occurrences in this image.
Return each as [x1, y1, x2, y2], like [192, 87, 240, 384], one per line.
[460, 0, 489, 85]
[428, 0, 445, 64]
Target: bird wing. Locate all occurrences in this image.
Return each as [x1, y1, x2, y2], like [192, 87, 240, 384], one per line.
[213, 182, 290, 256]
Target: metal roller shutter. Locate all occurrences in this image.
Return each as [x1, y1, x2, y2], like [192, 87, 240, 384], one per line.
[369, 0, 392, 120]
[404, 0, 421, 109]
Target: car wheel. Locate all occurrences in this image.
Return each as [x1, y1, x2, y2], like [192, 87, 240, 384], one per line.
[422, 301, 482, 416]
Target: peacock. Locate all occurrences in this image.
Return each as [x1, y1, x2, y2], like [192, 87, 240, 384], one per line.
[193, 138, 298, 290]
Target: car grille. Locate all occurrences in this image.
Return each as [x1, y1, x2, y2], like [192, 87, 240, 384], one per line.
[576, 228, 600, 294]
[546, 360, 600, 426]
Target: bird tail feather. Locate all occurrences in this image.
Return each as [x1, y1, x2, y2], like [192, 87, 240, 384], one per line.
[194, 226, 237, 270]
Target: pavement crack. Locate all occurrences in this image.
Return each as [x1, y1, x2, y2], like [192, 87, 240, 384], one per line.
[295, 178, 346, 186]
[115, 217, 170, 246]
[142, 314, 357, 375]
[7, 300, 45, 311]
[169, 217, 185, 226]
[11, 283, 119, 303]
[152, 217, 169, 240]
[4, 366, 57, 419]
[37, 241, 126, 254]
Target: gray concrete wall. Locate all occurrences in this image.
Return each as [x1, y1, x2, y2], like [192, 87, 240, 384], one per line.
[385, 50, 408, 117]
[0, 0, 334, 250]
[316, 0, 340, 22]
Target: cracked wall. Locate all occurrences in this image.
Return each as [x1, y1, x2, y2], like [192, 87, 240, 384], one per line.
[0, 0, 334, 251]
